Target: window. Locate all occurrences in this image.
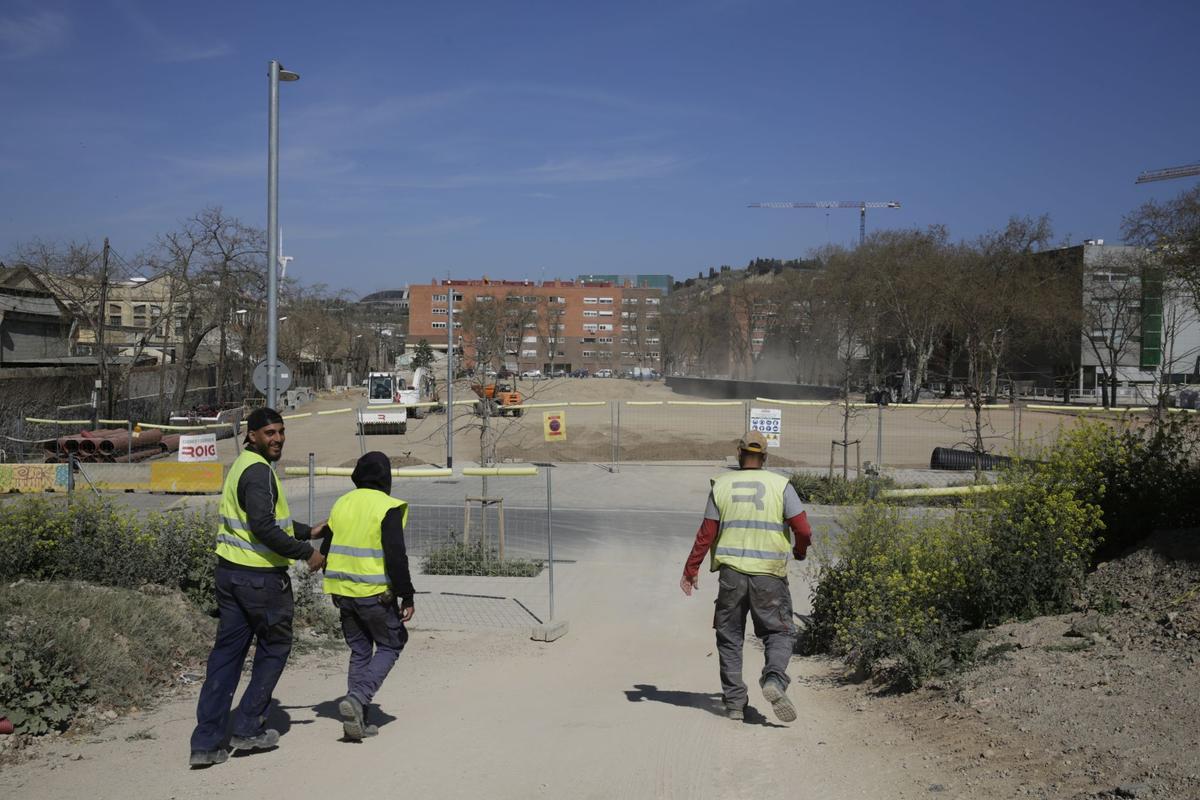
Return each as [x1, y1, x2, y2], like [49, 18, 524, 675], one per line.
[646, 297, 660, 305]
[453, 321, 461, 328]
[598, 310, 613, 317]
[433, 294, 447, 302]
[583, 337, 596, 343]
[598, 324, 612, 331]
[599, 297, 613, 304]
[132, 304, 148, 327]
[583, 310, 598, 318]
[582, 350, 595, 357]
[598, 337, 613, 344]
[522, 335, 538, 343]
[521, 349, 538, 357]
[432, 321, 447, 329]
[432, 307, 448, 315]
[648, 351, 660, 358]
[583, 323, 598, 332]
[583, 297, 598, 304]
[646, 337, 660, 345]
[453, 293, 463, 302]
[107, 304, 123, 326]
[476, 295, 493, 302]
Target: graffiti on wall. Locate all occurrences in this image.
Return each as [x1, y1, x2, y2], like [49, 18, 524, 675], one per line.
[0, 464, 69, 493]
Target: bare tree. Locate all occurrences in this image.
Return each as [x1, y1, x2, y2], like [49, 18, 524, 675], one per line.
[1080, 250, 1146, 408]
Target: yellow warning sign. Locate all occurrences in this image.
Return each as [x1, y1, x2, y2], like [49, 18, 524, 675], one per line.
[543, 410, 567, 442]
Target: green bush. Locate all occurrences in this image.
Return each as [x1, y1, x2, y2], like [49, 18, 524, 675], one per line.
[0, 582, 213, 735]
[0, 497, 217, 609]
[809, 428, 1105, 689]
[421, 537, 544, 578]
[789, 473, 898, 505]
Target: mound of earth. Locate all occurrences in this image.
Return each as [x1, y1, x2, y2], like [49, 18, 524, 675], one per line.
[856, 528, 1200, 799]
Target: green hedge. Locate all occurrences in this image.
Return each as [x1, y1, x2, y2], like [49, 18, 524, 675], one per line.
[0, 496, 217, 610]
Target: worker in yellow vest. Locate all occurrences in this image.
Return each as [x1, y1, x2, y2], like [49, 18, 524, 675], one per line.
[321, 451, 415, 741]
[189, 408, 326, 767]
[680, 431, 812, 722]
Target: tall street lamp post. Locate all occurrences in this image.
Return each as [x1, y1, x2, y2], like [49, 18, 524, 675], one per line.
[267, 59, 299, 411]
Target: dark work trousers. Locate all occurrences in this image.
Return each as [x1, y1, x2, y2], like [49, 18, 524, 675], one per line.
[333, 594, 409, 709]
[190, 565, 294, 752]
[713, 564, 796, 709]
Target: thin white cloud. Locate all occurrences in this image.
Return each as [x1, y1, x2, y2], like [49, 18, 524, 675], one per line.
[0, 10, 69, 59]
[115, 0, 229, 63]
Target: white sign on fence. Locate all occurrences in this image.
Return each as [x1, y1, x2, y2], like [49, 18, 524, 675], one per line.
[749, 407, 782, 448]
[178, 433, 218, 462]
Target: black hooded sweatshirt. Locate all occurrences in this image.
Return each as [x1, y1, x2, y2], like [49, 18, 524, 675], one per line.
[321, 451, 415, 604]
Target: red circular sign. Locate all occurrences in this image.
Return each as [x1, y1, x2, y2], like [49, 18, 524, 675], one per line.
[549, 419, 561, 432]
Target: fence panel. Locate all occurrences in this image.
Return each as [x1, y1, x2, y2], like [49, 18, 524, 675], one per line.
[299, 468, 553, 630]
[487, 401, 613, 464]
[619, 400, 746, 462]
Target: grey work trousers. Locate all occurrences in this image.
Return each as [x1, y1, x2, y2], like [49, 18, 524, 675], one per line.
[333, 594, 408, 709]
[713, 565, 796, 709]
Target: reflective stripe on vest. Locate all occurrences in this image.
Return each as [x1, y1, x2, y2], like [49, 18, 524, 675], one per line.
[214, 449, 293, 569]
[709, 469, 792, 578]
[323, 487, 408, 598]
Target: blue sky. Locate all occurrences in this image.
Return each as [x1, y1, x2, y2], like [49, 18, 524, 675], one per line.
[2, 0, 1198, 296]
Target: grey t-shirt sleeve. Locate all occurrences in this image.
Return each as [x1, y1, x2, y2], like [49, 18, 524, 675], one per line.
[783, 483, 805, 519]
[703, 490, 720, 521]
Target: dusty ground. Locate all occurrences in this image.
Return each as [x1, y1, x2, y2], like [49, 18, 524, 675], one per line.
[242, 378, 1080, 472]
[859, 528, 1200, 799]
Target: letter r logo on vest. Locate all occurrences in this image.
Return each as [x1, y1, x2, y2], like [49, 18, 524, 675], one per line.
[730, 480, 765, 510]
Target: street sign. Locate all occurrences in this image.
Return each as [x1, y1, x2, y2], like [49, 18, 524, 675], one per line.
[543, 410, 567, 441]
[750, 407, 782, 448]
[252, 359, 293, 395]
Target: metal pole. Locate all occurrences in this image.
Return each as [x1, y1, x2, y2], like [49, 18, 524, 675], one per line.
[546, 465, 555, 622]
[307, 452, 315, 524]
[446, 283, 454, 469]
[267, 60, 281, 411]
[67, 452, 76, 506]
[876, 403, 883, 470]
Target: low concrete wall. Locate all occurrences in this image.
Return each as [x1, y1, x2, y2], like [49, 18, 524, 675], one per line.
[665, 376, 840, 401]
[0, 463, 70, 492]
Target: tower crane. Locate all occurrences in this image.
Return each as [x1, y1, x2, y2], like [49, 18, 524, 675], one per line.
[1135, 162, 1200, 184]
[748, 200, 902, 246]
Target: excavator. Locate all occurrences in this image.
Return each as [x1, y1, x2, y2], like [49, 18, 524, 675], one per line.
[471, 380, 523, 417]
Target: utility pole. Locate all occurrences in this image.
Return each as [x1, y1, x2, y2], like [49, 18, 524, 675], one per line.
[446, 281, 454, 469]
[97, 238, 110, 419]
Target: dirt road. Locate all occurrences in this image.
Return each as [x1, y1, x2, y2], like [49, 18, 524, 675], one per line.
[0, 523, 959, 799]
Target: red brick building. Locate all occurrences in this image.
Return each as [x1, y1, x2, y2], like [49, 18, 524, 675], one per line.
[408, 278, 662, 374]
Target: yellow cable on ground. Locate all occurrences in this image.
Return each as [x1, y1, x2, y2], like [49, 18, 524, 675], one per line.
[667, 401, 744, 406]
[462, 466, 539, 477]
[1026, 405, 1147, 413]
[880, 484, 1006, 498]
[282, 466, 453, 478]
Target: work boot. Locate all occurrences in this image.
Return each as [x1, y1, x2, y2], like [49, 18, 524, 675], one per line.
[725, 703, 745, 722]
[761, 678, 796, 723]
[188, 748, 229, 767]
[229, 729, 280, 751]
[339, 695, 366, 741]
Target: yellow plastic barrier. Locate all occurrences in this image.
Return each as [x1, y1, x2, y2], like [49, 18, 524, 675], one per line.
[24, 418, 92, 425]
[96, 418, 131, 425]
[282, 466, 453, 478]
[317, 407, 355, 415]
[461, 466, 539, 477]
[149, 462, 224, 493]
[625, 401, 663, 406]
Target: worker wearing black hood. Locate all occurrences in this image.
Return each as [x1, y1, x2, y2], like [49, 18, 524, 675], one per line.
[320, 451, 415, 740]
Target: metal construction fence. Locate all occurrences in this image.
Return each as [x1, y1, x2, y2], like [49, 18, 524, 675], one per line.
[287, 464, 557, 631]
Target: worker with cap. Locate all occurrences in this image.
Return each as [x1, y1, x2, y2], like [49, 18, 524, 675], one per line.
[320, 450, 415, 741]
[680, 430, 812, 722]
[189, 407, 326, 766]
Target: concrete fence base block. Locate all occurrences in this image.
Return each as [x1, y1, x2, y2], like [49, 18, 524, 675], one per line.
[531, 619, 569, 642]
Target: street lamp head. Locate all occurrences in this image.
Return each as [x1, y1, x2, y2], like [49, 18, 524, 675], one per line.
[276, 64, 300, 82]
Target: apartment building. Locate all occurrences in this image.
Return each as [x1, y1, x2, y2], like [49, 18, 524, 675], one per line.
[408, 278, 663, 373]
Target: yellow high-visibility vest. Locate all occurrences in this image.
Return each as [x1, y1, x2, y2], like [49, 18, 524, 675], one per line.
[323, 488, 408, 598]
[709, 469, 792, 578]
[215, 449, 293, 569]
